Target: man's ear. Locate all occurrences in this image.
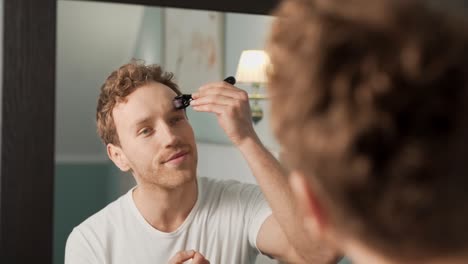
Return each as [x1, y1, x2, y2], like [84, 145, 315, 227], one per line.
[107, 143, 131, 172]
[289, 170, 328, 238]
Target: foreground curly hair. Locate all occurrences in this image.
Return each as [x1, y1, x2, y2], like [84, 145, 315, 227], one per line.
[96, 60, 181, 146]
[268, 0, 468, 259]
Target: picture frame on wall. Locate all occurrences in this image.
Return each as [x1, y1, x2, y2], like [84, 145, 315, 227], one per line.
[163, 8, 225, 93]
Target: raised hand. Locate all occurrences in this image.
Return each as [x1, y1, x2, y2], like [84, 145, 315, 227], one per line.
[191, 81, 259, 147]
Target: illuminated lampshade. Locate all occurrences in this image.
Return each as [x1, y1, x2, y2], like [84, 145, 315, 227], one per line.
[235, 50, 269, 84]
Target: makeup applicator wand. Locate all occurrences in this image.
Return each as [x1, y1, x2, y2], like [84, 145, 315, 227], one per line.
[173, 76, 236, 110]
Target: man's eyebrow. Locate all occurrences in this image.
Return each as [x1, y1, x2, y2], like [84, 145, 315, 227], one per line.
[133, 116, 153, 128]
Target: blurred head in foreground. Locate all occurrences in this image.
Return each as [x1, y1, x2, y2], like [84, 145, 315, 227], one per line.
[267, 0, 468, 263]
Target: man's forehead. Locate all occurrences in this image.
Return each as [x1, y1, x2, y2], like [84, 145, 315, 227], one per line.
[113, 82, 179, 120]
[143, 81, 178, 97]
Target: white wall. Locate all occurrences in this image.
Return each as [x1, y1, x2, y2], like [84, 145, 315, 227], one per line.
[133, 7, 164, 64]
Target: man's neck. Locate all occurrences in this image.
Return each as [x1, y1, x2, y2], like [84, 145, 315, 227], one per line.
[132, 178, 198, 232]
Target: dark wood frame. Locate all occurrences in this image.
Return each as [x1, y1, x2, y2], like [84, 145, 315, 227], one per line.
[0, 0, 278, 263]
[79, 0, 278, 14]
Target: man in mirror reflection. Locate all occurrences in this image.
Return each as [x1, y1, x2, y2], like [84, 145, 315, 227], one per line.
[64, 60, 338, 264]
[266, 0, 468, 264]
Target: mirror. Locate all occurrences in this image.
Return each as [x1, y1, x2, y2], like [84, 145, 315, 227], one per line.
[54, 1, 277, 264]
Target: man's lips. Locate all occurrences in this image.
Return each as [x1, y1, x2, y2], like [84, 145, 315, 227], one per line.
[164, 151, 189, 163]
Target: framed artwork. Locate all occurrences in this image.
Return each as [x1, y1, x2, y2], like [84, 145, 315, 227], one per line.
[163, 8, 224, 93]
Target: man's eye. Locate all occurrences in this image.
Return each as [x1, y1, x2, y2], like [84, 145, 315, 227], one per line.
[138, 128, 153, 136]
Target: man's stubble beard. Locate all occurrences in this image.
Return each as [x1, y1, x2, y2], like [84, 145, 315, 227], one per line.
[143, 154, 198, 190]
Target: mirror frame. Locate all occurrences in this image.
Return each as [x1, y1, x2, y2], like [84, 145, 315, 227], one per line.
[0, 0, 279, 263]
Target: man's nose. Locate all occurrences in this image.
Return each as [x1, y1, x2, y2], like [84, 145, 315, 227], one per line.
[159, 123, 181, 147]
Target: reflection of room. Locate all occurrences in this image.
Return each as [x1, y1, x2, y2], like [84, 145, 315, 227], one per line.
[54, 1, 277, 264]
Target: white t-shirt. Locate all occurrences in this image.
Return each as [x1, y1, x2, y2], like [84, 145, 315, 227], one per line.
[65, 177, 272, 264]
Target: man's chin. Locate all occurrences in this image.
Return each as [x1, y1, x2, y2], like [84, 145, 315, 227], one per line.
[157, 171, 196, 189]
